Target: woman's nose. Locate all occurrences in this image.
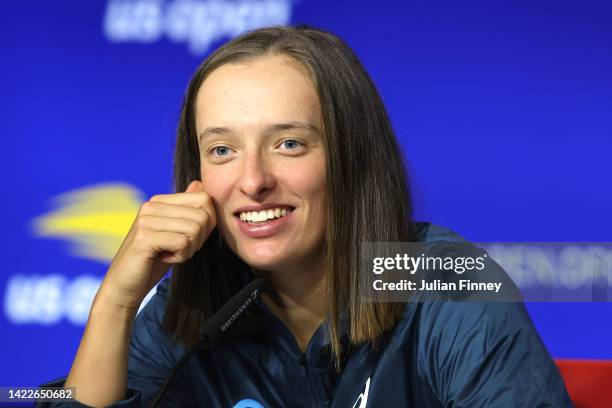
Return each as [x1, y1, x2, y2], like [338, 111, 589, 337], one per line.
[238, 152, 276, 198]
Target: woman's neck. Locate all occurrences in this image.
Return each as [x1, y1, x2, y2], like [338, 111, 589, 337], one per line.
[255, 260, 327, 353]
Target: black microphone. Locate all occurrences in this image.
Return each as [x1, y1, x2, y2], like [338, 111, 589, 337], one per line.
[149, 278, 266, 408]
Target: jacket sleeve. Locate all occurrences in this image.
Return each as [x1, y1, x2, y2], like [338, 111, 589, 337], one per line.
[37, 277, 197, 408]
[417, 299, 574, 407]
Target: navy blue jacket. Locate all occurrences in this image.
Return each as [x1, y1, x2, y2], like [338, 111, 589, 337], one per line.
[42, 223, 573, 407]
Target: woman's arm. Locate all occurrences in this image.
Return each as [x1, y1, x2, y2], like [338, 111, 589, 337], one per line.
[58, 180, 216, 406]
[417, 300, 573, 407]
[63, 286, 137, 406]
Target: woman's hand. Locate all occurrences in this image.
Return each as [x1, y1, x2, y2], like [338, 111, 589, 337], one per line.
[98, 180, 217, 314]
[64, 180, 216, 406]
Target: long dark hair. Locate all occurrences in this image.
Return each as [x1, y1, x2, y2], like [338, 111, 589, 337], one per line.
[164, 25, 417, 371]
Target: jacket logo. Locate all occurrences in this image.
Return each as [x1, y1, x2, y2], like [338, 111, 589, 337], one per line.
[352, 377, 371, 408]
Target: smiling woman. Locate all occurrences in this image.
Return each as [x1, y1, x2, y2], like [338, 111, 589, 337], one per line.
[167, 26, 418, 369]
[195, 56, 327, 278]
[41, 25, 572, 408]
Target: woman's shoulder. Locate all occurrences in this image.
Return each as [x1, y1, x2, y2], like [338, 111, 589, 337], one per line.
[393, 222, 572, 406]
[415, 221, 466, 243]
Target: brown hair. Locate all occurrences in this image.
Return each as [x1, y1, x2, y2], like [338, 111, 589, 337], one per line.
[164, 25, 417, 371]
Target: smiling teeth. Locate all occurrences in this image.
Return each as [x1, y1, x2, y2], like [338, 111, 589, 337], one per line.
[240, 208, 290, 223]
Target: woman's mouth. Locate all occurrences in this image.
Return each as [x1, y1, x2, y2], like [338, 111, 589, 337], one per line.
[234, 206, 295, 238]
[238, 207, 294, 224]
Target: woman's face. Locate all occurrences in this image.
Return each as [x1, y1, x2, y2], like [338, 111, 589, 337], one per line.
[195, 55, 327, 273]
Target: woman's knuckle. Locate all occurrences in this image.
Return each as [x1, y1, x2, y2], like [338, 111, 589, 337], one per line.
[201, 192, 213, 206]
[178, 247, 192, 261]
[132, 229, 147, 244]
[134, 215, 148, 228]
[189, 219, 201, 235]
[195, 211, 208, 228]
[140, 201, 154, 213]
[178, 234, 190, 248]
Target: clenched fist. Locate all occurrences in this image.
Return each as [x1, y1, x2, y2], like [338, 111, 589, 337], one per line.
[98, 180, 217, 313]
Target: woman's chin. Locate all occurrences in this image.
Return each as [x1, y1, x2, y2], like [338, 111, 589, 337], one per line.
[238, 247, 288, 271]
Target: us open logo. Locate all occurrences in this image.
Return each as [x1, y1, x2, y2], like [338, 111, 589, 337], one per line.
[103, 0, 295, 55]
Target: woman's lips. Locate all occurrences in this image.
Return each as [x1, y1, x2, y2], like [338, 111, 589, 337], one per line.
[235, 210, 294, 238]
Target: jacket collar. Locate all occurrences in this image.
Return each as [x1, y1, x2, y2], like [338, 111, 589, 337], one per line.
[230, 266, 350, 370]
[252, 291, 350, 368]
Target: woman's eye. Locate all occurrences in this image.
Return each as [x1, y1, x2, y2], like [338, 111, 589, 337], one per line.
[210, 146, 232, 157]
[280, 139, 303, 150]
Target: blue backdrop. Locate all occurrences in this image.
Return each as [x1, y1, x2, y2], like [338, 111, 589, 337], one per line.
[2, 0, 611, 387]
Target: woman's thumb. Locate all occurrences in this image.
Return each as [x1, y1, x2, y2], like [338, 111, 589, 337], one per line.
[185, 180, 203, 193]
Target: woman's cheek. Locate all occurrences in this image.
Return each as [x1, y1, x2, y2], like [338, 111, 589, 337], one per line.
[200, 172, 230, 231]
[201, 166, 234, 196]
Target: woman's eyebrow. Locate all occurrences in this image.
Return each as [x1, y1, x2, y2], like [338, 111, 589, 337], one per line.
[199, 121, 321, 142]
[199, 126, 231, 142]
[266, 121, 321, 135]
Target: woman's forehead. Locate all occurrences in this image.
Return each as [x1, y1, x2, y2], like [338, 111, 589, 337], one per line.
[194, 55, 322, 135]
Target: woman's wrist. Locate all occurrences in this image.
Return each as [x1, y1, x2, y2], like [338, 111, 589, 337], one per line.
[90, 283, 140, 323]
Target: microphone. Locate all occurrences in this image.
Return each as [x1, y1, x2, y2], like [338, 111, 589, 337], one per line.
[149, 278, 266, 408]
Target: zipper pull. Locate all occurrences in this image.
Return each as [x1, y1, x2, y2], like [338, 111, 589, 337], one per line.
[299, 353, 307, 367]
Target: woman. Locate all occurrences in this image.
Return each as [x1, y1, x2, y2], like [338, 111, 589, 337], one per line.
[43, 25, 572, 407]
